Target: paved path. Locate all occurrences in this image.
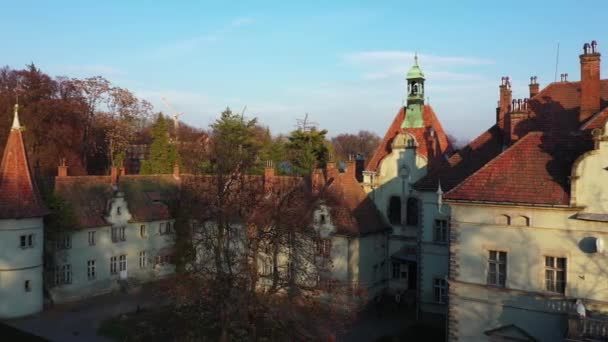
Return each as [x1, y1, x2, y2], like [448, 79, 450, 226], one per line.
[4, 285, 169, 342]
[339, 304, 416, 342]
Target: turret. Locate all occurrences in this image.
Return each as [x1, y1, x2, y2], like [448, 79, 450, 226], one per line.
[0, 104, 48, 318]
[402, 54, 426, 128]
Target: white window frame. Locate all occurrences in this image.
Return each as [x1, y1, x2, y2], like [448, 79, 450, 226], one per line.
[88, 231, 96, 246]
[111, 226, 126, 243]
[110, 256, 118, 275]
[433, 219, 448, 244]
[55, 264, 72, 285]
[487, 250, 507, 287]
[140, 225, 147, 238]
[139, 251, 147, 269]
[545, 256, 567, 294]
[56, 234, 71, 250]
[119, 255, 127, 272]
[87, 260, 96, 280]
[20, 234, 35, 249]
[433, 277, 448, 304]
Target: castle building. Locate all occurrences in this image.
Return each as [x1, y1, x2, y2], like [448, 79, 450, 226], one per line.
[436, 42, 608, 341]
[0, 104, 389, 317]
[363, 55, 454, 315]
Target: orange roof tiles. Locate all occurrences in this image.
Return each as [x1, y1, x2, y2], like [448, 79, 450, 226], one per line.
[0, 126, 48, 219]
[366, 105, 453, 173]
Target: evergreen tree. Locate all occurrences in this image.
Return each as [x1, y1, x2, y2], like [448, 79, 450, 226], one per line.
[286, 127, 329, 177]
[140, 113, 178, 174]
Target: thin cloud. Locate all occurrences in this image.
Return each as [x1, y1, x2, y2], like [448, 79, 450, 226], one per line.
[58, 64, 127, 77]
[151, 16, 255, 58]
[345, 51, 494, 66]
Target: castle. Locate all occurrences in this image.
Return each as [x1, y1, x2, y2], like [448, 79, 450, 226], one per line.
[1, 41, 608, 341]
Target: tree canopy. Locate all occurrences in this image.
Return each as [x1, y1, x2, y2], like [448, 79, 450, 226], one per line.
[140, 113, 179, 174]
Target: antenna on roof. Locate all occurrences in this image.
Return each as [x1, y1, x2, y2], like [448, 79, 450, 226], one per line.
[554, 42, 560, 82]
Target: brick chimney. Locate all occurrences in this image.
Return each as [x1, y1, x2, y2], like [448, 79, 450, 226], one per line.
[58, 158, 68, 177]
[580, 41, 601, 122]
[120, 166, 126, 176]
[505, 99, 530, 145]
[497, 76, 512, 130]
[110, 167, 119, 186]
[529, 76, 539, 98]
[263, 160, 274, 192]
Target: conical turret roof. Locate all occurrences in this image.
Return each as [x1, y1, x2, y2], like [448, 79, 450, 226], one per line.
[0, 105, 48, 218]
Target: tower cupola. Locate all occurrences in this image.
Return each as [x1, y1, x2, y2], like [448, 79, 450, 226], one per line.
[402, 54, 426, 128]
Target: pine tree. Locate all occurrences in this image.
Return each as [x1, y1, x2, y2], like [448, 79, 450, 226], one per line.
[140, 113, 178, 174]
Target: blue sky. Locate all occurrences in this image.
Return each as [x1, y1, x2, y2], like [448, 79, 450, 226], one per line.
[3, 0, 607, 141]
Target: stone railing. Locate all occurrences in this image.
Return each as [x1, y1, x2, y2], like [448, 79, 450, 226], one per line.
[568, 315, 608, 340]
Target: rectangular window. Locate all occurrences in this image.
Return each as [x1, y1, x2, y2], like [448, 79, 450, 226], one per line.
[392, 262, 400, 279]
[433, 278, 448, 303]
[24, 280, 31, 292]
[433, 219, 448, 243]
[55, 264, 72, 285]
[110, 256, 118, 275]
[545, 256, 567, 294]
[139, 251, 147, 269]
[88, 231, 96, 246]
[140, 225, 147, 238]
[19, 234, 35, 249]
[56, 234, 71, 250]
[316, 239, 331, 258]
[159, 222, 166, 235]
[87, 260, 96, 280]
[166, 222, 172, 234]
[487, 250, 507, 287]
[117, 206, 122, 215]
[111, 227, 126, 242]
[119, 255, 127, 272]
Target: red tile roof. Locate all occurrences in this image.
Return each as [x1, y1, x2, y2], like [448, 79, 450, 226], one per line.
[444, 132, 591, 205]
[366, 105, 453, 173]
[438, 79, 608, 205]
[54, 175, 179, 228]
[321, 170, 389, 236]
[0, 126, 48, 219]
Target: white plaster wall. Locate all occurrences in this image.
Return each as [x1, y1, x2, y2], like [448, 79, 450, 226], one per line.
[572, 139, 608, 213]
[0, 217, 44, 318]
[450, 199, 608, 341]
[50, 219, 175, 303]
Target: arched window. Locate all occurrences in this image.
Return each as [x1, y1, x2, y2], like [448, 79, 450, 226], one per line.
[406, 197, 419, 226]
[388, 196, 402, 225]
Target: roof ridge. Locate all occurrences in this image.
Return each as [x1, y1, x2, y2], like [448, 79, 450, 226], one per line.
[445, 131, 543, 199]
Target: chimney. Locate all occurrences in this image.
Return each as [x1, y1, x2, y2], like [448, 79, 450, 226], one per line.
[580, 41, 601, 122]
[342, 154, 356, 179]
[120, 166, 126, 176]
[58, 158, 68, 177]
[497, 76, 512, 130]
[529, 76, 539, 97]
[263, 160, 274, 192]
[505, 98, 530, 145]
[355, 154, 365, 183]
[173, 162, 180, 180]
[110, 167, 119, 186]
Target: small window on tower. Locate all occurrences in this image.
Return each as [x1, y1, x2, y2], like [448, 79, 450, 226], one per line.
[117, 207, 122, 215]
[24, 280, 31, 292]
[320, 214, 326, 225]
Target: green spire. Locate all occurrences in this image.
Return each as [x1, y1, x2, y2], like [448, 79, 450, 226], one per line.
[402, 53, 425, 128]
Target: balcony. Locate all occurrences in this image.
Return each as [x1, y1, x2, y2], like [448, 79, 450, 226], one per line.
[566, 314, 608, 341]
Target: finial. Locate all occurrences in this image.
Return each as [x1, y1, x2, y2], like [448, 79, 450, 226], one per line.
[12, 104, 21, 130]
[414, 52, 418, 66]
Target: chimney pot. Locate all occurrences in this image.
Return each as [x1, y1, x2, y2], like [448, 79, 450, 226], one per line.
[580, 43, 601, 122]
[58, 158, 68, 177]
